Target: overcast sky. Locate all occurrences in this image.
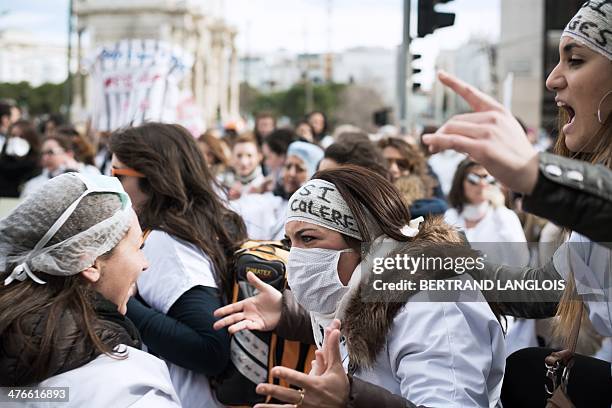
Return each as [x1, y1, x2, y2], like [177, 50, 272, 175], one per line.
[0, 0, 500, 88]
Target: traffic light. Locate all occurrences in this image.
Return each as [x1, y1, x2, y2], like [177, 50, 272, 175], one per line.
[411, 53, 422, 92]
[373, 108, 391, 126]
[411, 53, 422, 75]
[417, 0, 456, 38]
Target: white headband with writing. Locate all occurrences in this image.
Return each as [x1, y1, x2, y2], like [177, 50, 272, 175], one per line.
[562, 0, 612, 61]
[286, 179, 363, 240]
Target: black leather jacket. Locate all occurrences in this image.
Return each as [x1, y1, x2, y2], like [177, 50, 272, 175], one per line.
[523, 152, 612, 247]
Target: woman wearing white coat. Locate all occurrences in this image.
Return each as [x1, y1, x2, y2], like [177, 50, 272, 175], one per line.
[215, 165, 505, 408]
[444, 158, 529, 266]
[423, 1, 612, 405]
[0, 173, 180, 407]
[445, 159, 534, 356]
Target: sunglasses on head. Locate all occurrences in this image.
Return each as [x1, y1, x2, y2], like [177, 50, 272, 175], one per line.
[111, 167, 146, 179]
[466, 173, 496, 186]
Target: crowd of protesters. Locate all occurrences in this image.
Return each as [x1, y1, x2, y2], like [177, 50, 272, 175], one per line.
[1, 1, 612, 407]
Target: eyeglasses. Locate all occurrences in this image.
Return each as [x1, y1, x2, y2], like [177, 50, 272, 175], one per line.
[111, 167, 146, 178]
[41, 148, 64, 156]
[466, 173, 496, 186]
[386, 158, 412, 171]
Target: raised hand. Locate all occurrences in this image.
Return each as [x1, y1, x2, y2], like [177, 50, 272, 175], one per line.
[422, 70, 539, 194]
[213, 271, 283, 334]
[253, 319, 349, 408]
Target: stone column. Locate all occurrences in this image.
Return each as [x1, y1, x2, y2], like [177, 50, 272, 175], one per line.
[228, 36, 239, 121]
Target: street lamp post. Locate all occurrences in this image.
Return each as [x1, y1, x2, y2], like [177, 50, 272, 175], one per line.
[397, 0, 412, 134]
[65, 0, 74, 122]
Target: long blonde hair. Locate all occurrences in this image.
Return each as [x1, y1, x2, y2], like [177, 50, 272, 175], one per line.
[552, 109, 612, 342]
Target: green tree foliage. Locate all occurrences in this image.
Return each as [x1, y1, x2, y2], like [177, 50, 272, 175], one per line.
[0, 81, 66, 115]
[239, 82, 261, 116]
[248, 81, 346, 122]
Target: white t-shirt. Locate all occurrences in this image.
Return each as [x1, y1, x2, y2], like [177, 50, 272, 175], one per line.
[138, 230, 222, 408]
[14, 346, 180, 408]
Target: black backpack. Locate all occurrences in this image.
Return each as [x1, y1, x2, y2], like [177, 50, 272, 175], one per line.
[213, 241, 316, 406]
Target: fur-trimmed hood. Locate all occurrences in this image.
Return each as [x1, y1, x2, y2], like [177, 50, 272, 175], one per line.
[342, 216, 476, 369]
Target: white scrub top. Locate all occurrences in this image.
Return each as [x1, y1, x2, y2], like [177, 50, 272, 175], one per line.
[138, 230, 222, 408]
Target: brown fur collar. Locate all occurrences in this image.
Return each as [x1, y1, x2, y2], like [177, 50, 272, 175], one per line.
[342, 216, 473, 369]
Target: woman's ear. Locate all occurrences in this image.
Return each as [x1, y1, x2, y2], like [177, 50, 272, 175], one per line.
[80, 261, 102, 283]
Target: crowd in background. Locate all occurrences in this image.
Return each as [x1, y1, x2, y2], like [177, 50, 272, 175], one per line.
[4, 95, 606, 363]
[1, 2, 611, 405]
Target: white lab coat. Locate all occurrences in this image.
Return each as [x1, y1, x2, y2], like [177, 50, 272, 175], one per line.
[354, 280, 506, 408]
[553, 232, 612, 342]
[230, 192, 287, 240]
[13, 346, 181, 407]
[445, 206, 534, 356]
[444, 206, 530, 265]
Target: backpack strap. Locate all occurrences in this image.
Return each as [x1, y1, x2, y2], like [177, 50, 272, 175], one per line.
[265, 333, 280, 403]
[545, 304, 583, 394]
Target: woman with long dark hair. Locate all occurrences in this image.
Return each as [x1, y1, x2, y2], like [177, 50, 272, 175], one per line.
[215, 165, 505, 407]
[110, 122, 247, 407]
[307, 111, 332, 147]
[445, 158, 528, 262]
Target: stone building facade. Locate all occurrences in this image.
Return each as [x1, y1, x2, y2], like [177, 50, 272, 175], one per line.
[72, 0, 238, 129]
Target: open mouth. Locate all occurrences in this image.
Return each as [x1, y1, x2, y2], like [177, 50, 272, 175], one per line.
[557, 101, 576, 125]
